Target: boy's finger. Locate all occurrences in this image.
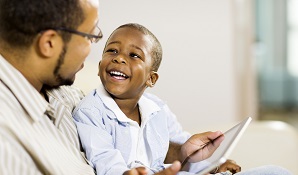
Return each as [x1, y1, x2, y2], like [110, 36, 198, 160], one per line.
[155, 161, 181, 175]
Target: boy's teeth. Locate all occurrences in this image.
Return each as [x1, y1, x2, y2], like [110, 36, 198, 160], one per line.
[110, 71, 127, 78]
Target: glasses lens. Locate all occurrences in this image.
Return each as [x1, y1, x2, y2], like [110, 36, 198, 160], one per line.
[91, 26, 103, 43]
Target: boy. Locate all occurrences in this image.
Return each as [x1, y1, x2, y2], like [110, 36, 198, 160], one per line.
[73, 23, 250, 175]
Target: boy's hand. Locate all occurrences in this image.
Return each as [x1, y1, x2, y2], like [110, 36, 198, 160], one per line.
[123, 161, 181, 175]
[155, 161, 181, 175]
[216, 159, 241, 174]
[180, 131, 224, 163]
[123, 167, 147, 175]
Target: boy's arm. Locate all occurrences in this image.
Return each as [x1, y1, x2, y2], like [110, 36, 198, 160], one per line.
[165, 142, 183, 163]
[164, 104, 223, 172]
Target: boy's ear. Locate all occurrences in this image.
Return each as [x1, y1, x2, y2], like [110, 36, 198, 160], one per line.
[97, 61, 101, 76]
[146, 71, 159, 88]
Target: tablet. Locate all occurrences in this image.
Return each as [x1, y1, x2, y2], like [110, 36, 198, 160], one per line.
[194, 117, 252, 175]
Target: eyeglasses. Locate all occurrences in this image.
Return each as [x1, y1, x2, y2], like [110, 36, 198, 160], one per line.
[53, 26, 103, 43]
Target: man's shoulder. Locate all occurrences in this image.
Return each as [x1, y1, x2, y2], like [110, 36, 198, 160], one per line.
[47, 85, 85, 108]
[0, 81, 26, 115]
[55, 85, 85, 97]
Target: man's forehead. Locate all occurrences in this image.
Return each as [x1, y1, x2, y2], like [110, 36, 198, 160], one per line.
[81, 0, 99, 9]
[78, 0, 100, 29]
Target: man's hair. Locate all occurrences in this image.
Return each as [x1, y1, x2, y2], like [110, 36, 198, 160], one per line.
[116, 23, 163, 72]
[0, 0, 85, 48]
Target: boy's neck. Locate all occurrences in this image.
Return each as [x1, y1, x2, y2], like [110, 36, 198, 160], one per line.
[115, 98, 141, 126]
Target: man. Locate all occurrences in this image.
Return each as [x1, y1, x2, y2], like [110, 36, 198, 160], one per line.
[0, 0, 100, 174]
[0, 0, 214, 174]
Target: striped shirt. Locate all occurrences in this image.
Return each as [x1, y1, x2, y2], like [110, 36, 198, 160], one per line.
[0, 54, 95, 175]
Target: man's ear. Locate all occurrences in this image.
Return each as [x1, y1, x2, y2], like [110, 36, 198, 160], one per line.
[146, 71, 159, 88]
[37, 30, 62, 58]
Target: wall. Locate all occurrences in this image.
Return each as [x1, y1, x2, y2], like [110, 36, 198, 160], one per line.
[74, 0, 257, 132]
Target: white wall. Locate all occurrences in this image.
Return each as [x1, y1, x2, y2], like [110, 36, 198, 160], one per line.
[74, 0, 257, 132]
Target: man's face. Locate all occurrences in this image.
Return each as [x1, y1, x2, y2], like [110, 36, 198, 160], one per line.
[51, 0, 100, 87]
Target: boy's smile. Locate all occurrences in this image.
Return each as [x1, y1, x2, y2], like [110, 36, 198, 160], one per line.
[109, 70, 129, 80]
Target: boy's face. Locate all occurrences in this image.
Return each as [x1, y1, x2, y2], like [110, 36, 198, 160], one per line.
[99, 27, 157, 99]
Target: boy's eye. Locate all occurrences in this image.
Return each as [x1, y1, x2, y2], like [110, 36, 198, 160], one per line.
[130, 53, 141, 59]
[106, 49, 117, 53]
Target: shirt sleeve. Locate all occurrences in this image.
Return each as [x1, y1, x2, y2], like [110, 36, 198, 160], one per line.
[163, 104, 212, 173]
[164, 104, 191, 144]
[73, 106, 129, 175]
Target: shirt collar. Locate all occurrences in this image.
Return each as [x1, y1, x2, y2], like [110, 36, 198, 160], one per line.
[138, 94, 161, 124]
[96, 83, 161, 123]
[96, 83, 129, 122]
[0, 54, 49, 122]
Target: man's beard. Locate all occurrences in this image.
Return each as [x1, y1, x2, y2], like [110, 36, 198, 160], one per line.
[45, 46, 75, 90]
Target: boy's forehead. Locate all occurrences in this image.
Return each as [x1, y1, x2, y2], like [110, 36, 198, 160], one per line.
[108, 27, 153, 48]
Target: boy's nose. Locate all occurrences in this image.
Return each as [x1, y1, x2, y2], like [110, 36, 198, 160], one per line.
[112, 55, 127, 64]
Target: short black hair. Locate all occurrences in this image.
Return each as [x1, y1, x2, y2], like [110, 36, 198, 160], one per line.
[113, 23, 163, 72]
[0, 0, 85, 48]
